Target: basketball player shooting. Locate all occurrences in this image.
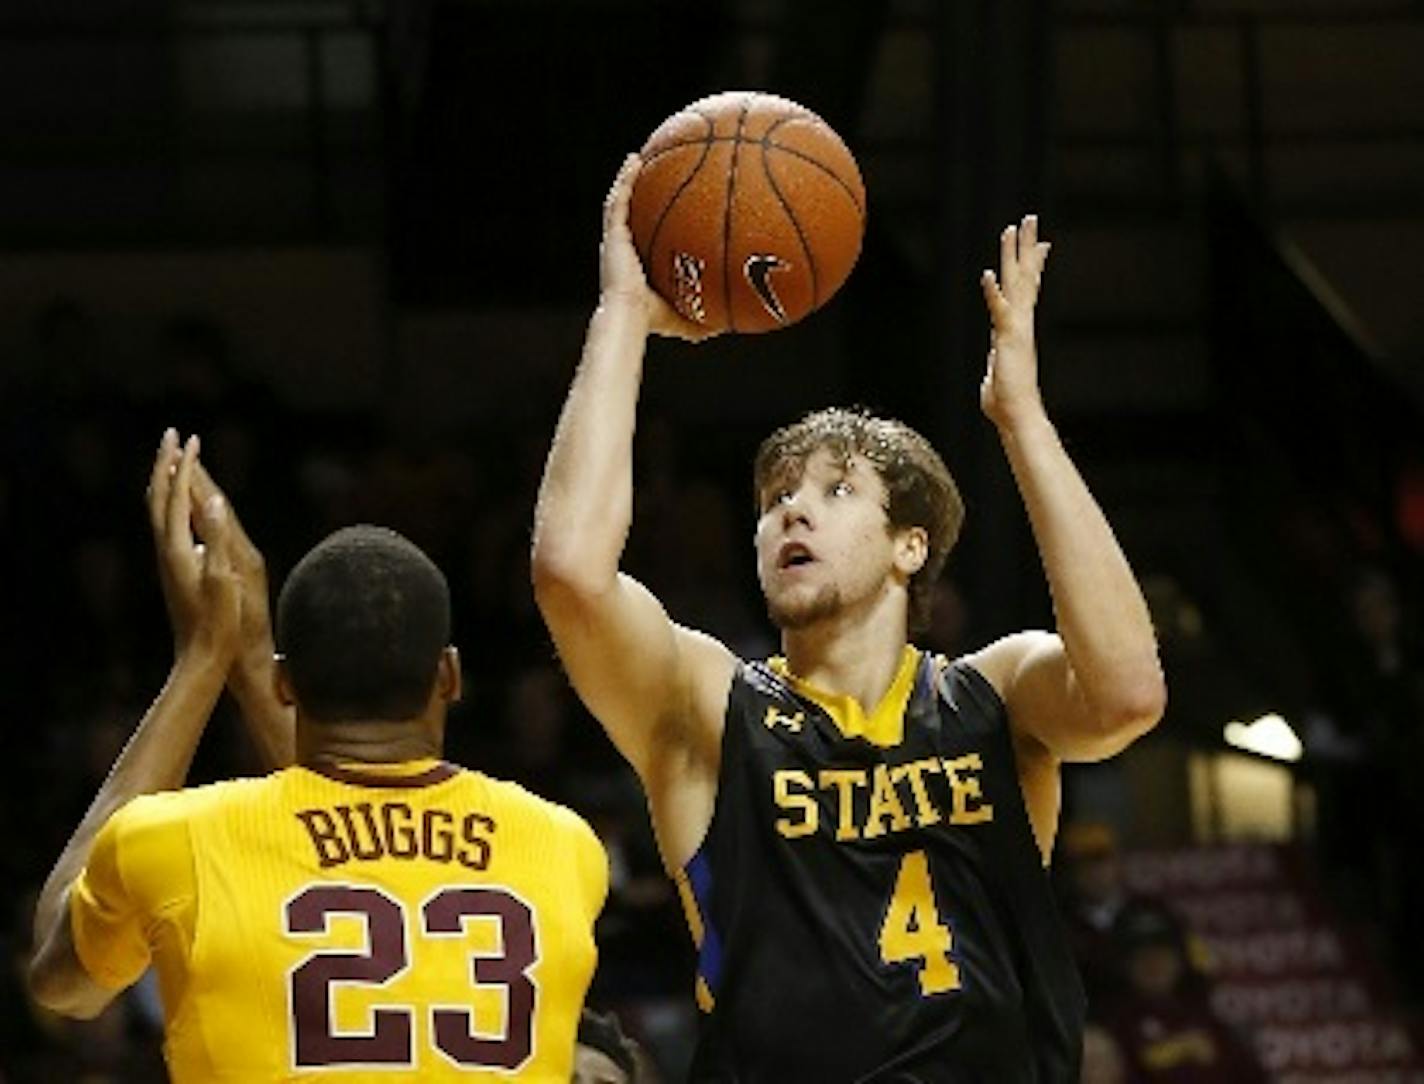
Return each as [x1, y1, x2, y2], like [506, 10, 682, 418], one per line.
[532, 155, 1166, 1081]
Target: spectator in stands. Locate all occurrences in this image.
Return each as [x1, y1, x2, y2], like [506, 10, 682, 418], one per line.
[1343, 564, 1424, 996]
[494, 662, 580, 805]
[1080, 1022, 1128, 1084]
[1346, 566, 1424, 739]
[1058, 821, 1168, 1005]
[1101, 902, 1268, 1083]
[583, 771, 696, 1080]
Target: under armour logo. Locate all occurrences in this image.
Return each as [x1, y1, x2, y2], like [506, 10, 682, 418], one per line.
[744, 254, 791, 324]
[764, 706, 805, 733]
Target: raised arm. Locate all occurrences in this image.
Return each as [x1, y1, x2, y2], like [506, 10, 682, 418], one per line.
[968, 218, 1166, 763]
[29, 432, 241, 1017]
[531, 156, 734, 867]
[192, 461, 294, 769]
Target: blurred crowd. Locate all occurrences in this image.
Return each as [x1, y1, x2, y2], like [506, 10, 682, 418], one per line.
[1058, 823, 1270, 1084]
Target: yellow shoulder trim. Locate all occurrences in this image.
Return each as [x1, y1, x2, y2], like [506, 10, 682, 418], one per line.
[695, 975, 716, 1013]
[673, 868, 705, 947]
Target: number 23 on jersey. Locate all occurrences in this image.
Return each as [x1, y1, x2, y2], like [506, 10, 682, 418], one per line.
[285, 883, 540, 1071]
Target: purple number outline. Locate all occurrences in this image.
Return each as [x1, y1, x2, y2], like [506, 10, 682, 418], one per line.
[422, 885, 541, 1071]
[285, 884, 415, 1069]
[284, 883, 541, 1071]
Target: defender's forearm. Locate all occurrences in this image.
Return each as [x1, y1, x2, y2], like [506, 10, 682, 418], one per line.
[229, 655, 295, 769]
[999, 411, 1164, 726]
[532, 295, 650, 587]
[32, 653, 226, 948]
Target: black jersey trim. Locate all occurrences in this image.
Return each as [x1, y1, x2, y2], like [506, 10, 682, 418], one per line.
[936, 659, 1011, 735]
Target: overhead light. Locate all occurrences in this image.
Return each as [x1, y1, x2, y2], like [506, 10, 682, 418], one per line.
[1224, 713, 1303, 763]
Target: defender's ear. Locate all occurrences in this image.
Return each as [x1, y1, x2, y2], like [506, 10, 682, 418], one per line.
[437, 646, 462, 706]
[274, 655, 296, 707]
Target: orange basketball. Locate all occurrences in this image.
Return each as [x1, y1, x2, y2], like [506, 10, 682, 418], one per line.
[629, 91, 866, 335]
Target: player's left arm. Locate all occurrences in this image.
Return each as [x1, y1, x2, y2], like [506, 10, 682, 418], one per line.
[967, 218, 1166, 763]
[29, 432, 241, 1017]
[192, 460, 295, 769]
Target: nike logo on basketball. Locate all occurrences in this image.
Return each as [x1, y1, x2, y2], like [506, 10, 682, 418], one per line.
[745, 254, 791, 324]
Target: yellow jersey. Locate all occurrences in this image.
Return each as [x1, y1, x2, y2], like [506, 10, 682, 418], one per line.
[69, 759, 607, 1082]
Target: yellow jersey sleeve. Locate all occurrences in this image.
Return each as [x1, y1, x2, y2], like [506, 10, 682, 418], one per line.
[566, 810, 610, 919]
[70, 810, 149, 989]
[69, 794, 197, 992]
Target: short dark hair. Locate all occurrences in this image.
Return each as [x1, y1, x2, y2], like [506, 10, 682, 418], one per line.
[753, 407, 964, 634]
[276, 526, 451, 723]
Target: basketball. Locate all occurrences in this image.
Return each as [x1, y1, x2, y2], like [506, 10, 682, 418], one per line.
[629, 91, 866, 335]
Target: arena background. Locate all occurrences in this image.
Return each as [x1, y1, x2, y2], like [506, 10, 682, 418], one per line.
[2, 0, 1422, 1080]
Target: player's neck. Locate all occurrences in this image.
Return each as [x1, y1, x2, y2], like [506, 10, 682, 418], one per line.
[297, 716, 444, 768]
[781, 597, 909, 711]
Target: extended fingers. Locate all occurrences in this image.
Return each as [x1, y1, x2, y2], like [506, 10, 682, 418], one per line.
[1020, 214, 1037, 252]
[1000, 224, 1018, 282]
[1018, 215, 1050, 278]
[147, 428, 180, 537]
[196, 493, 230, 570]
[603, 153, 641, 237]
[199, 498, 243, 633]
[166, 435, 200, 563]
[981, 268, 1008, 317]
[192, 460, 258, 567]
[1000, 215, 1050, 292]
[190, 457, 220, 507]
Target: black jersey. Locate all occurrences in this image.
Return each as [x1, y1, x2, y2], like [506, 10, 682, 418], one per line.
[676, 649, 1084, 1083]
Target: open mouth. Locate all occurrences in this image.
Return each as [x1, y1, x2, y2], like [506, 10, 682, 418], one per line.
[778, 542, 816, 570]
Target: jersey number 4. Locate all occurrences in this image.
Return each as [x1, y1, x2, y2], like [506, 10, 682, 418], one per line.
[878, 850, 962, 996]
[285, 884, 537, 1070]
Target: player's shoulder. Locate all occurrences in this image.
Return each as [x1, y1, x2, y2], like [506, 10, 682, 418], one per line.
[474, 772, 598, 840]
[738, 655, 801, 703]
[108, 775, 271, 831]
[472, 773, 608, 897]
[916, 646, 1019, 732]
[94, 780, 275, 892]
[959, 630, 1059, 701]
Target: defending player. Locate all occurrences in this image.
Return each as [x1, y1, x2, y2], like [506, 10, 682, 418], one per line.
[29, 432, 608, 1082]
[531, 156, 1166, 1080]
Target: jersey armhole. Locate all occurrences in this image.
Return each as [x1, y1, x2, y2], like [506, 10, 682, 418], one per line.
[942, 658, 1012, 732]
[669, 658, 747, 878]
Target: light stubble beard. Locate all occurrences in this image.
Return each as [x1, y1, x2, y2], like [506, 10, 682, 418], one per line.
[766, 584, 844, 630]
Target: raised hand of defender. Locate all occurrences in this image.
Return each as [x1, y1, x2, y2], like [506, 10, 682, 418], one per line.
[980, 215, 1052, 429]
[601, 153, 716, 342]
[146, 430, 241, 663]
[189, 455, 295, 768]
[190, 459, 274, 672]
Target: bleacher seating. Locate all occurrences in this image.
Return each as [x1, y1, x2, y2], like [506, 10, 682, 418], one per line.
[1123, 844, 1424, 1082]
